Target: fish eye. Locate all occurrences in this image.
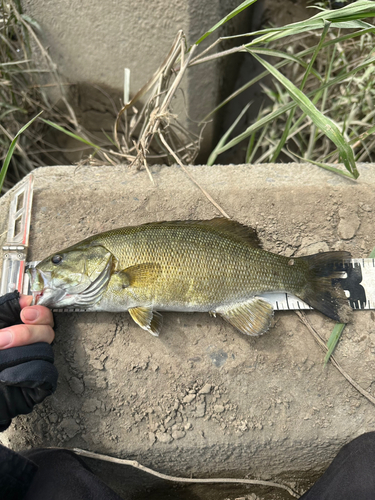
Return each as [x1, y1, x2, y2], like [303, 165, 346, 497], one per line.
[51, 255, 63, 265]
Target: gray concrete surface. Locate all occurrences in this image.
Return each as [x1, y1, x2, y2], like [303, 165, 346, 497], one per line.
[21, 0, 250, 155]
[0, 163, 375, 499]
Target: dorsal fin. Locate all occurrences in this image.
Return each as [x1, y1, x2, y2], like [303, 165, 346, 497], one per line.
[198, 218, 262, 248]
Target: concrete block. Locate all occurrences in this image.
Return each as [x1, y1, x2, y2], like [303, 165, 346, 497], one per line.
[21, 0, 250, 154]
[1, 163, 374, 496]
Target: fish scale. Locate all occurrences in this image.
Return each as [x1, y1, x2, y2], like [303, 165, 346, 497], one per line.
[97, 223, 296, 309]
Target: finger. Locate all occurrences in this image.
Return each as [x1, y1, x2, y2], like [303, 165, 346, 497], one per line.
[19, 294, 33, 309]
[20, 306, 54, 328]
[0, 324, 55, 350]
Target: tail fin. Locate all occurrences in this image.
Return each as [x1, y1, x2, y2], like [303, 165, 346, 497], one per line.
[296, 251, 352, 323]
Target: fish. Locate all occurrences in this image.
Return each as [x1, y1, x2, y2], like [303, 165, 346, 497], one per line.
[28, 218, 352, 337]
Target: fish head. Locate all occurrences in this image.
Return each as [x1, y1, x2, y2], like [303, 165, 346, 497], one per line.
[28, 244, 113, 308]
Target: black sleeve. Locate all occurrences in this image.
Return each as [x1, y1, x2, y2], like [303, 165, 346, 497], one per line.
[0, 443, 38, 500]
[0, 292, 58, 431]
[0, 291, 23, 330]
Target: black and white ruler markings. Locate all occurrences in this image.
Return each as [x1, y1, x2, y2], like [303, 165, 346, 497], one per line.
[262, 258, 375, 311]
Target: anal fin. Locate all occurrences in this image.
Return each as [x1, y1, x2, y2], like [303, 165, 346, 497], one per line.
[217, 297, 273, 336]
[129, 306, 163, 336]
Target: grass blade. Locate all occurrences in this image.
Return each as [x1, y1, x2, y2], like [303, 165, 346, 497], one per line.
[0, 111, 42, 194]
[288, 151, 356, 179]
[193, 0, 258, 46]
[202, 27, 374, 121]
[324, 323, 346, 365]
[271, 21, 331, 162]
[207, 102, 251, 166]
[41, 119, 101, 149]
[243, 1, 375, 46]
[216, 50, 375, 156]
[247, 51, 359, 178]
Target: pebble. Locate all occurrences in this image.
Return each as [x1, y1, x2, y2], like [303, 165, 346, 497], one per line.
[68, 377, 84, 395]
[198, 383, 212, 395]
[48, 413, 58, 424]
[165, 418, 175, 429]
[60, 418, 80, 439]
[300, 238, 329, 254]
[90, 359, 104, 370]
[155, 431, 173, 444]
[338, 208, 360, 240]
[195, 402, 206, 418]
[82, 399, 101, 413]
[172, 430, 186, 440]
[359, 203, 372, 212]
[182, 394, 196, 403]
[214, 404, 225, 414]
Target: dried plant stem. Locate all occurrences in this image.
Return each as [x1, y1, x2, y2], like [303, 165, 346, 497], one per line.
[72, 448, 299, 498]
[114, 31, 184, 148]
[296, 311, 375, 406]
[158, 133, 230, 219]
[111, 30, 200, 169]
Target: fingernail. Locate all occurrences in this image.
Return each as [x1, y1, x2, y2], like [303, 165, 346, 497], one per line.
[0, 330, 13, 348]
[21, 307, 39, 322]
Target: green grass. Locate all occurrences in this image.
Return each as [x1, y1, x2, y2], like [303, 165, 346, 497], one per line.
[0, 112, 42, 193]
[2, 0, 375, 193]
[193, 0, 375, 176]
[0, 0, 101, 194]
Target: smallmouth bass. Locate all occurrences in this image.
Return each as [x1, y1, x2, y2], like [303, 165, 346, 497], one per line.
[28, 218, 351, 336]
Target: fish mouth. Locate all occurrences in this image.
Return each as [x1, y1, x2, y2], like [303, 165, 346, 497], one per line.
[28, 257, 113, 309]
[33, 288, 67, 307]
[28, 267, 76, 308]
[32, 290, 43, 306]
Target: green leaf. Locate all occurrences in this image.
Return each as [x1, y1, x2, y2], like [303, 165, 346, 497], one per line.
[204, 27, 375, 121]
[271, 20, 331, 162]
[288, 151, 356, 180]
[193, 0, 258, 46]
[0, 112, 42, 195]
[324, 323, 345, 365]
[21, 14, 42, 32]
[41, 119, 101, 149]
[243, 1, 375, 46]
[247, 51, 359, 178]
[207, 102, 251, 166]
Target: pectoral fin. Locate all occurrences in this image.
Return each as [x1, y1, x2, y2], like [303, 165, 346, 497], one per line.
[129, 306, 163, 336]
[217, 298, 273, 336]
[117, 263, 161, 289]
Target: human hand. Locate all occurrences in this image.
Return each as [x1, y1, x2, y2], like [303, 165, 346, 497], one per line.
[0, 291, 58, 431]
[0, 293, 55, 348]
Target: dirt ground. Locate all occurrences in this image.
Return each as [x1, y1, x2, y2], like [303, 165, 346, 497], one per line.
[0, 163, 375, 499]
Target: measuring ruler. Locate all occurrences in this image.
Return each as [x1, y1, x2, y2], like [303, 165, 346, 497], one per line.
[1, 175, 34, 296]
[1, 176, 375, 311]
[262, 257, 375, 312]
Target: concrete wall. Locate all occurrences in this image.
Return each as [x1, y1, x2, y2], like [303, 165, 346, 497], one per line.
[22, 0, 251, 156]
